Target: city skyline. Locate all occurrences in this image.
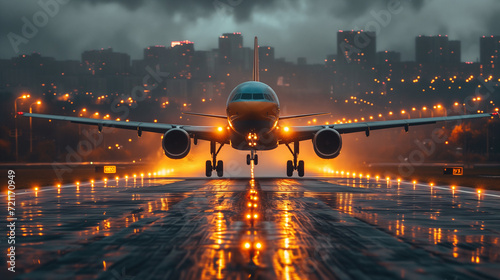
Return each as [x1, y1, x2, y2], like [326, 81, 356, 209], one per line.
[3, 32, 500, 66]
[1, 0, 499, 63]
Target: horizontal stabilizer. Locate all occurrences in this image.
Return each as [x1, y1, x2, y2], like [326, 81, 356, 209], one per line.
[280, 112, 329, 120]
[182, 112, 227, 119]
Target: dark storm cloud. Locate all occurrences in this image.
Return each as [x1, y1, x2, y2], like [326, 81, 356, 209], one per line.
[81, 0, 283, 22]
[1, 0, 499, 63]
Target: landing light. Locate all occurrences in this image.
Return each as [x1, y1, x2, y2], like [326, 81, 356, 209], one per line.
[284, 127, 290, 132]
[218, 127, 223, 132]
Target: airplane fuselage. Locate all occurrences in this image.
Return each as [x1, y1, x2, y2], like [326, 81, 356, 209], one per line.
[226, 81, 280, 150]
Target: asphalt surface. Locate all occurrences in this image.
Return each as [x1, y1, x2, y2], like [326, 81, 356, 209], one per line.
[1, 175, 500, 280]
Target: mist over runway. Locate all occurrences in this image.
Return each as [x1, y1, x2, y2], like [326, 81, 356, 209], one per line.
[1, 174, 500, 280]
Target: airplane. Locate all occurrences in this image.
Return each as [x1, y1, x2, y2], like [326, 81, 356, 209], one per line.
[21, 37, 498, 177]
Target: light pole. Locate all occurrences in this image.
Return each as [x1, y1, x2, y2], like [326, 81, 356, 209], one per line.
[29, 101, 42, 153]
[14, 94, 30, 161]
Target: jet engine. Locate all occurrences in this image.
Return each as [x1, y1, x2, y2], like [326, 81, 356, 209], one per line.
[162, 128, 191, 159]
[312, 128, 342, 159]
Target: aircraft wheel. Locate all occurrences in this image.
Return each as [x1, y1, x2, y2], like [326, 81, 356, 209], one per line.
[246, 154, 251, 165]
[205, 160, 213, 177]
[216, 160, 224, 177]
[286, 160, 294, 177]
[254, 155, 259, 165]
[297, 160, 304, 177]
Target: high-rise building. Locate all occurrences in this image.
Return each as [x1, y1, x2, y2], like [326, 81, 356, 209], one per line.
[259, 46, 275, 71]
[170, 41, 194, 79]
[259, 46, 275, 64]
[377, 51, 401, 65]
[143, 45, 170, 73]
[448, 40, 461, 64]
[415, 35, 460, 64]
[218, 32, 243, 66]
[480, 35, 500, 66]
[144, 45, 169, 62]
[337, 30, 376, 65]
[81, 48, 130, 75]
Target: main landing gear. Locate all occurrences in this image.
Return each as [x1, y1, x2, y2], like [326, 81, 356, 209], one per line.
[246, 149, 259, 165]
[285, 142, 304, 177]
[206, 141, 224, 177]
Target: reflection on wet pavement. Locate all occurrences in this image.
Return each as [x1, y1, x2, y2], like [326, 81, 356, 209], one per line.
[1, 174, 499, 279]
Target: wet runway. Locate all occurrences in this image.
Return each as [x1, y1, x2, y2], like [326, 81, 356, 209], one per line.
[2, 175, 500, 279]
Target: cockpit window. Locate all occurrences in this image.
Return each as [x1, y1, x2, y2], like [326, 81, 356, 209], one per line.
[228, 82, 279, 104]
[232, 92, 275, 101]
[241, 93, 252, 100]
[253, 93, 264, 100]
[231, 93, 241, 101]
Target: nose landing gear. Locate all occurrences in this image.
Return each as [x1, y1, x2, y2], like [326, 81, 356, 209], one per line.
[246, 149, 258, 165]
[285, 141, 304, 177]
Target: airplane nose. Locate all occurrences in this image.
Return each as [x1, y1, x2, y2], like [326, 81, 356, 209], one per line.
[229, 101, 278, 119]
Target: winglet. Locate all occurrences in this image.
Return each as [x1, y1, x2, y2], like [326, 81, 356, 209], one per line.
[253, 36, 259, 82]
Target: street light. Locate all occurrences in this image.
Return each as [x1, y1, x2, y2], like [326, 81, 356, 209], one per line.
[14, 94, 30, 161]
[29, 101, 42, 153]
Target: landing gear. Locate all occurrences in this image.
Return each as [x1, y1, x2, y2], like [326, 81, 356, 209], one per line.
[286, 160, 293, 177]
[206, 141, 224, 177]
[205, 160, 212, 177]
[285, 142, 304, 177]
[216, 160, 223, 177]
[246, 149, 258, 165]
[297, 160, 304, 177]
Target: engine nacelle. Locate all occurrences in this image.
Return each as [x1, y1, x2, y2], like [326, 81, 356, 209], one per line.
[162, 128, 191, 159]
[312, 128, 342, 159]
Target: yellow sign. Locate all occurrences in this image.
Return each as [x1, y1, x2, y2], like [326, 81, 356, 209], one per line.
[103, 166, 116, 174]
[452, 167, 463, 176]
[444, 167, 463, 176]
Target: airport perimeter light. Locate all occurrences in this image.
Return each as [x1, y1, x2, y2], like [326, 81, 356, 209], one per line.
[29, 101, 42, 153]
[14, 94, 30, 161]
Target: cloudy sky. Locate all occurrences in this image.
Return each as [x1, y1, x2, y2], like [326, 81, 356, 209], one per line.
[1, 0, 499, 64]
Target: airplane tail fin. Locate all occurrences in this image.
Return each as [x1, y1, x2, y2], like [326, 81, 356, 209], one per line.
[253, 36, 259, 82]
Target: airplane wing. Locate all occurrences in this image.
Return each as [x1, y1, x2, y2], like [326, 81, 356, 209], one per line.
[282, 113, 498, 142]
[182, 112, 227, 119]
[19, 112, 225, 142]
[279, 112, 329, 120]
